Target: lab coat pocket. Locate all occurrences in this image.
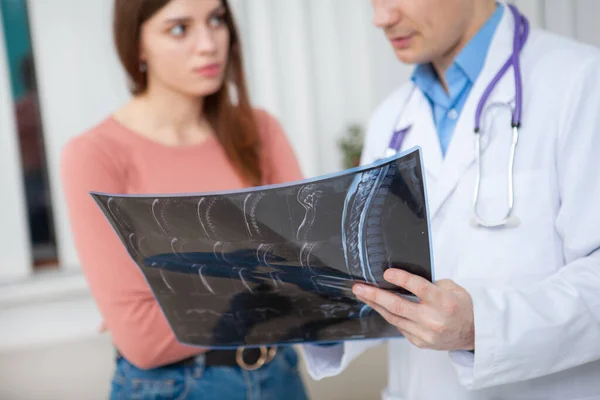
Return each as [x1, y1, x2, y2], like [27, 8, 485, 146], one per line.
[457, 170, 558, 283]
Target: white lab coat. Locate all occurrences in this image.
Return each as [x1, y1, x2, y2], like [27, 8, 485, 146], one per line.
[302, 4, 600, 400]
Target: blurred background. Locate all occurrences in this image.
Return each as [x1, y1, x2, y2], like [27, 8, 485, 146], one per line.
[0, 0, 598, 399]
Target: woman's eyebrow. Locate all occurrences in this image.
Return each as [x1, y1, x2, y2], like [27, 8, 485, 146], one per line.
[163, 16, 193, 25]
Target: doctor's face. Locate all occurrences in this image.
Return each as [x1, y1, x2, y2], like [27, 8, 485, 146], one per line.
[371, 0, 488, 66]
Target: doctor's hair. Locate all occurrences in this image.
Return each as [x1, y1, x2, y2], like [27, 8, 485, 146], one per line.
[112, 0, 263, 186]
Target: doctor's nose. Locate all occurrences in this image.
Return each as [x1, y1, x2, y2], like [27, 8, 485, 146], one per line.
[372, 0, 402, 28]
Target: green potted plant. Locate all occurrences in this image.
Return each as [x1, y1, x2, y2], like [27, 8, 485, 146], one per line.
[337, 124, 364, 169]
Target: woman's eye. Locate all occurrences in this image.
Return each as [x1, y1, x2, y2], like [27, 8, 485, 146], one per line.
[169, 24, 187, 37]
[208, 14, 226, 28]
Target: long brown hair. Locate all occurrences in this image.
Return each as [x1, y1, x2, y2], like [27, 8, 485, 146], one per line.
[113, 0, 262, 186]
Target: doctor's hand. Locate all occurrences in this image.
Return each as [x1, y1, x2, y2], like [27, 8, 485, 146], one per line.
[353, 269, 475, 352]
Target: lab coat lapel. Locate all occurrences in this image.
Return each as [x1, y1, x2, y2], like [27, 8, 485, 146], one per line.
[429, 5, 518, 218]
[402, 87, 443, 181]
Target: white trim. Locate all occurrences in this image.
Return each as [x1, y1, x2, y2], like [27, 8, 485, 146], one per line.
[0, 270, 102, 354]
[0, 270, 89, 309]
[0, 6, 33, 281]
[0, 290, 103, 354]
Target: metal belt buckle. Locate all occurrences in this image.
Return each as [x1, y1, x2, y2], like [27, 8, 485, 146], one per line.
[236, 346, 277, 371]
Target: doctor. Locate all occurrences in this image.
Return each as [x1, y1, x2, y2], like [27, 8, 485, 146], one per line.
[303, 0, 600, 399]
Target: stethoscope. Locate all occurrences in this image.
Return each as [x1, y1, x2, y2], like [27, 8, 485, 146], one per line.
[384, 4, 529, 229]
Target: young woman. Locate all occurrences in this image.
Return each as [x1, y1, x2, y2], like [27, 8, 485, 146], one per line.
[61, 0, 309, 398]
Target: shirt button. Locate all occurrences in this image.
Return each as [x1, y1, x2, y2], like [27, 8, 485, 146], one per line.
[448, 109, 458, 120]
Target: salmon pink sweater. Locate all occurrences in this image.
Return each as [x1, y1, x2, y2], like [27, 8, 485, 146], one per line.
[61, 110, 303, 369]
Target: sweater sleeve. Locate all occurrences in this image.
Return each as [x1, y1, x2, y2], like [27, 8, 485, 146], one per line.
[256, 110, 305, 184]
[60, 134, 204, 370]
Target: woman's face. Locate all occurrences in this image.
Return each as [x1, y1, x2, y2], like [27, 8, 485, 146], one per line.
[139, 0, 230, 97]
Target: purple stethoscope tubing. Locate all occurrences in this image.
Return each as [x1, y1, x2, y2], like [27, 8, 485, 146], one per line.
[473, 3, 528, 228]
[475, 4, 528, 131]
[387, 4, 529, 228]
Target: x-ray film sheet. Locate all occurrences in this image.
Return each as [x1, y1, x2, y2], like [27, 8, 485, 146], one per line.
[91, 147, 433, 348]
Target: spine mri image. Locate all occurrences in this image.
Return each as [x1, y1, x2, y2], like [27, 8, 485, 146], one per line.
[92, 148, 433, 348]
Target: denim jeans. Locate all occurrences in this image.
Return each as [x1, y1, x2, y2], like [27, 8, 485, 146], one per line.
[110, 346, 309, 400]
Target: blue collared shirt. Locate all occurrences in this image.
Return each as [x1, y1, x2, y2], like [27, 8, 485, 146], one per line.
[411, 3, 504, 156]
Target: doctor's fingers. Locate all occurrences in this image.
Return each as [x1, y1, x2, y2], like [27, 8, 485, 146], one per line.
[360, 297, 457, 350]
[353, 284, 420, 321]
[357, 297, 427, 340]
[383, 269, 442, 304]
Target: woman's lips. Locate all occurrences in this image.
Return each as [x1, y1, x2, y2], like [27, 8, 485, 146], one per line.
[194, 63, 222, 78]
